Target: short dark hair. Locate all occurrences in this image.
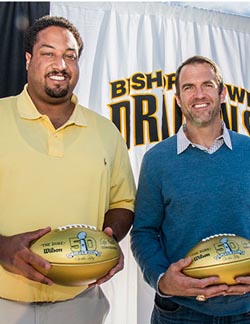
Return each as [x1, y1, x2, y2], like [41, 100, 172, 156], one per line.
[175, 55, 224, 97]
[24, 15, 84, 57]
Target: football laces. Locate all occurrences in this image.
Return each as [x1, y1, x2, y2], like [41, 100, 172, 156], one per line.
[57, 224, 97, 231]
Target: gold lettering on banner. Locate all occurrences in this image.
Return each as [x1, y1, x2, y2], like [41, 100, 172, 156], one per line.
[108, 72, 250, 149]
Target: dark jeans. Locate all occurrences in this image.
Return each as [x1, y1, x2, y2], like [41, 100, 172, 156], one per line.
[151, 294, 250, 324]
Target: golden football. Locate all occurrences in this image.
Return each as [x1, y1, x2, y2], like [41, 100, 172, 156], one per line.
[183, 234, 250, 285]
[30, 224, 120, 286]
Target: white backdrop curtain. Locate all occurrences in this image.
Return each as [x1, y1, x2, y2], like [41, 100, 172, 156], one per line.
[50, 3, 250, 323]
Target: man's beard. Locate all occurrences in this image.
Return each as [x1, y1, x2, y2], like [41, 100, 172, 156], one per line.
[45, 85, 69, 98]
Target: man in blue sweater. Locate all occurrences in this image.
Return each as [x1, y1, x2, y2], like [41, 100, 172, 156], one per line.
[131, 55, 250, 323]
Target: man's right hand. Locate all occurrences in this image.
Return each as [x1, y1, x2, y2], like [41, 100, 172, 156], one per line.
[158, 257, 229, 299]
[0, 227, 53, 285]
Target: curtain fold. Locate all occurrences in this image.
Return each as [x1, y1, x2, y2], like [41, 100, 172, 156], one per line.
[0, 2, 49, 98]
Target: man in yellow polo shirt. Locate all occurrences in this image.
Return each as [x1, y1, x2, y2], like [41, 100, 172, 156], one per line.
[0, 15, 135, 324]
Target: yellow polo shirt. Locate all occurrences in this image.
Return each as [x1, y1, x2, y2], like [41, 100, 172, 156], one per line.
[0, 85, 135, 302]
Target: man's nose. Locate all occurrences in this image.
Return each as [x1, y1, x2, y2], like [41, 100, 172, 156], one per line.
[194, 86, 206, 98]
[51, 57, 67, 70]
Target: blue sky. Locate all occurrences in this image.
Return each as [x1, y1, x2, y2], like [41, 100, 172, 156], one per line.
[171, 1, 250, 17]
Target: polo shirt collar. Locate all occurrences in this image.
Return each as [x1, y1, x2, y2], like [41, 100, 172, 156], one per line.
[17, 84, 87, 127]
[177, 121, 232, 154]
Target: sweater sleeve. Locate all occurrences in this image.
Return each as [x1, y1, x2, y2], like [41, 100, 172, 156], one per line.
[130, 149, 170, 291]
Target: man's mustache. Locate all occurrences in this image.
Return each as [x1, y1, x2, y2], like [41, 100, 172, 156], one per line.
[46, 70, 70, 78]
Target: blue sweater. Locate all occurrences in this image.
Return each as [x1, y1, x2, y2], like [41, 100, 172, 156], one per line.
[131, 130, 250, 316]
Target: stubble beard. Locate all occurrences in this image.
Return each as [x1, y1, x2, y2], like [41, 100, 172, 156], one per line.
[189, 106, 221, 128]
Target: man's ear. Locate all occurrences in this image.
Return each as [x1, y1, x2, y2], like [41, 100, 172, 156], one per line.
[220, 85, 227, 103]
[25, 52, 31, 70]
[175, 94, 181, 108]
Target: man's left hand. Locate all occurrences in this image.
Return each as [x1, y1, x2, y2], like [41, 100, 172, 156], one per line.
[88, 227, 124, 287]
[224, 276, 250, 296]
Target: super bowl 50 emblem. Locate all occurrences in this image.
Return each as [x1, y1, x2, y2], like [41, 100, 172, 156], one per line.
[66, 231, 101, 258]
[214, 237, 244, 260]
